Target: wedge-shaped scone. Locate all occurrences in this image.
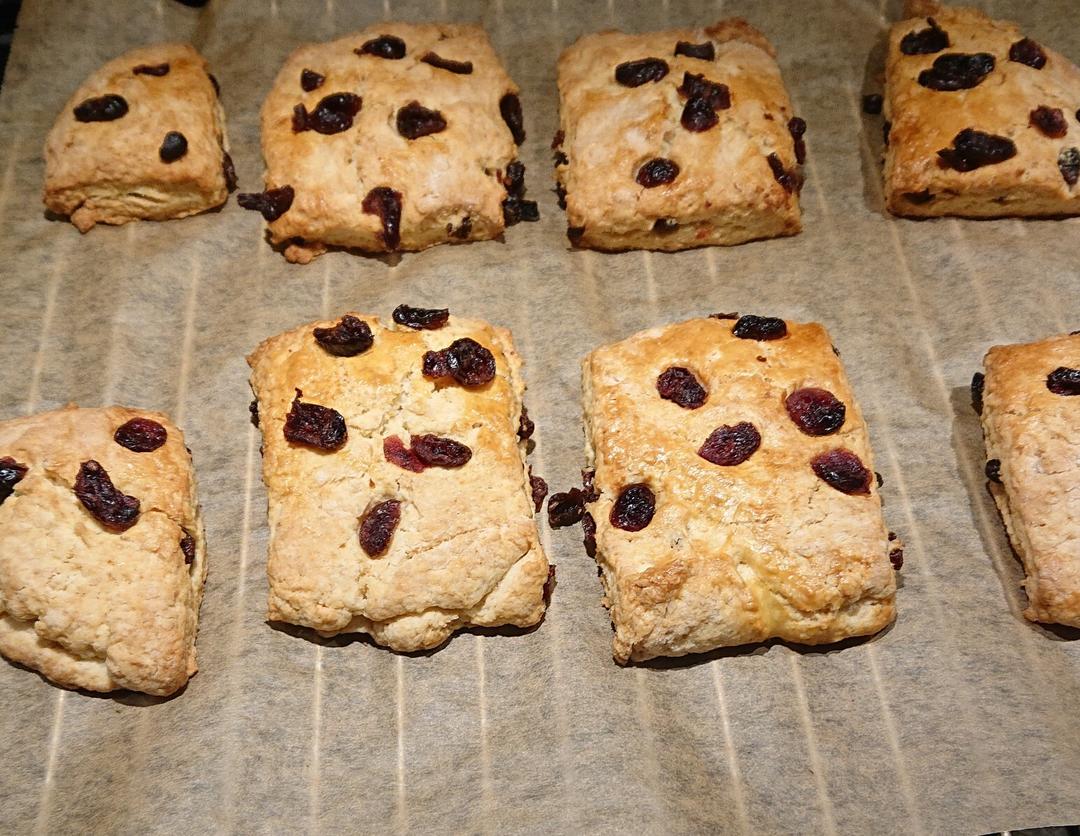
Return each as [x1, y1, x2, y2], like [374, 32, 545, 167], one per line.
[44, 43, 234, 232]
[582, 315, 897, 663]
[979, 333, 1080, 627]
[248, 309, 549, 651]
[884, 3, 1080, 217]
[0, 406, 206, 695]
[240, 23, 536, 263]
[555, 19, 804, 251]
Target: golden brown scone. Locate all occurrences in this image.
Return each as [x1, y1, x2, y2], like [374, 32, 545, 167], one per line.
[247, 310, 549, 652]
[44, 43, 233, 232]
[884, 5, 1080, 217]
[242, 23, 534, 263]
[582, 315, 897, 663]
[554, 19, 804, 251]
[0, 406, 206, 696]
[979, 333, 1080, 627]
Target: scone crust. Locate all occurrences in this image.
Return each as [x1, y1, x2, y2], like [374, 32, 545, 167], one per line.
[248, 313, 548, 652]
[43, 43, 230, 231]
[0, 406, 206, 696]
[884, 6, 1080, 217]
[258, 23, 522, 262]
[981, 333, 1080, 626]
[583, 317, 896, 663]
[555, 19, 802, 251]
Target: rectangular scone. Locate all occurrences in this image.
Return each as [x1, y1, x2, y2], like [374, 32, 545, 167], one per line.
[242, 22, 535, 263]
[980, 333, 1080, 627]
[248, 310, 549, 652]
[0, 406, 206, 696]
[554, 19, 804, 251]
[884, 3, 1080, 217]
[44, 43, 233, 232]
[582, 315, 897, 663]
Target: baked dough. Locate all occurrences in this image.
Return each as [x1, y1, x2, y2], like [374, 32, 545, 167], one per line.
[247, 312, 549, 651]
[555, 19, 803, 251]
[44, 43, 232, 231]
[0, 406, 206, 695]
[582, 316, 896, 662]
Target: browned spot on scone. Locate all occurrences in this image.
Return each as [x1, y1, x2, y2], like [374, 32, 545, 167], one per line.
[614, 57, 668, 87]
[422, 337, 496, 387]
[674, 41, 715, 61]
[300, 68, 325, 91]
[293, 92, 362, 134]
[0, 456, 28, 504]
[133, 63, 170, 76]
[1030, 106, 1068, 138]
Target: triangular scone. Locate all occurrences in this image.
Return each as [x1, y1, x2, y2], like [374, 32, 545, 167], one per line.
[884, 4, 1080, 217]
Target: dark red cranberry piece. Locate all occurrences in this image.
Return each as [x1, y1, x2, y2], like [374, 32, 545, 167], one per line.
[356, 35, 406, 59]
[610, 483, 655, 532]
[75, 460, 140, 531]
[450, 216, 472, 239]
[383, 435, 425, 472]
[159, 131, 188, 163]
[582, 511, 597, 557]
[674, 41, 714, 61]
[733, 314, 787, 340]
[971, 372, 985, 413]
[1058, 148, 1080, 186]
[1009, 38, 1046, 70]
[530, 470, 548, 513]
[767, 153, 801, 193]
[0, 457, 28, 505]
[918, 53, 994, 91]
[614, 58, 669, 87]
[294, 92, 363, 134]
[862, 94, 883, 114]
[74, 94, 128, 122]
[410, 434, 472, 467]
[499, 93, 526, 144]
[393, 304, 449, 330]
[677, 73, 730, 109]
[180, 531, 196, 565]
[1031, 106, 1068, 138]
[422, 338, 496, 387]
[656, 366, 707, 409]
[501, 160, 538, 224]
[222, 152, 237, 192]
[681, 97, 718, 132]
[174, 0, 210, 6]
[875, 471, 884, 488]
[300, 68, 325, 91]
[238, 185, 295, 221]
[900, 18, 949, 55]
[653, 218, 678, 234]
[811, 449, 871, 495]
[362, 186, 402, 249]
[937, 129, 1016, 172]
[904, 189, 933, 204]
[421, 52, 473, 74]
[551, 130, 564, 149]
[134, 63, 170, 76]
[396, 101, 446, 139]
[114, 417, 168, 452]
[249, 399, 259, 427]
[581, 468, 599, 502]
[710, 312, 739, 320]
[1047, 366, 1080, 395]
[567, 226, 585, 243]
[889, 547, 904, 570]
[698, 422, 761, 466]
[883, 121, 891, 146]
[547, 488, 586, 528]
[359, 500, 401, 557]
[636, 158, 679, 188]
[518, 406, 535, 440]
[788, 117, 807, 164]
[985, 459, 1002, 483]
[283, 390, 347, 451]
[313, 315, 373, 356]
[785, 388, 846, 436]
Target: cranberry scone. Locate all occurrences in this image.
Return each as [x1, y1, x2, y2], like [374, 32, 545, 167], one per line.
[884, 3, 1080, 217]
[239, 23, 536, 263]
[44, 43, 235, 232]
[248, 308, 549, 651]
[0, 406, 206, 695]
[581, 315, 897, 663]
[977, 333, 1080, 627]
[554, 19, 805, 251]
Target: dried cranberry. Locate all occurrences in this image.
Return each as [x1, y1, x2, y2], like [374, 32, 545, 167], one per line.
[710, 312, 738, 320]
[294, 92, 362, 134]
[300, 68, 325, 91]
[249, 399, 259, 427]
[530, 471, 548, 512]
[422, 338, 496, 387]
[159, 131, 188, 163]
[785, 388, 845, 436]
[518, 406, 535, 440]
[134, 63, 170, 76]
[582, 511, 597, 557]
[180, 531, 196, 565]
[359, 500, 401, 557]
[937, 129, 1016, 172]
[542, 564, 557, 604]
[610, 484, 655, 532]
[918, 53, 994, 91]
[313, 315, 374, 356]
[384, 435, 425, 472]
[551, 130, 564, 149]
[238, 185, 295, 221]
[114, 417, 168, 452]
[1058, 148, 1080, 186]
[450, 216, 472, 239]
[501, 160, 538, 224]
[677, 73, 730, 109]
[788, 117, 807, 164]
[681, 97, 718, 132]
[904, 189, 934, 204]
[75, 460, 140, 531]
[581, 468, 599, 502]
[862, 93, 883, 114]
[222, 152, 237, 192]
[74, 94, 128, 122]
[362, 186, 402, 249]
[889, 547, 904, 570]
[614, 58, 669, 87]
[653, 218, 678, 234]
[733, 314, 787, 340]
[985, 459, 1002, 483]
[900, 18, 949, 55]
[499, 93, 526, 144]
[883, 121, 892, 146]
[767, 153, 801, 193]
[1047, 367, 1080, 395]
[971, 372, 985, 413]
[283, 390, 347, 451]
[636, 158, 679, 188]
[1009, 38, 1046, 70]
[656, 366, 707, 409]
[811, 449, 871, 495]
[554, 183, 567, 209]
[396, 101, 447, 139]
[548, 488, 586, 528]
[393, 304, 449, 330]
[698, 422, 761, 466]
[410, 434, 472, 467]
[356, 35, 406, 59]
[421, 52, 473, 74]
[674, 41, 714, 61]
[876, 471, 884, 488]
[1031, 106, 1068, 138]
[0, 457, 28, 505]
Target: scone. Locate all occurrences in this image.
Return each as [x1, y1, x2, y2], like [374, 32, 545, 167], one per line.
[239, 23, 536, 263]
[977, 332, 1080, 627]
[884, 2, 1080, 217]
[247, 308, 549, 651]
[0, 406, 206, 696]
[44, 43, 234, 232]
[554, 19, 804, 251]
[581, 315, 897, 663]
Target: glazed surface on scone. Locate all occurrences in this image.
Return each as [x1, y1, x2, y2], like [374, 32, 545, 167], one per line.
[43, 43, 230, 231]
[0, 406, 205, 695]
[583, 317, 896, 663]
[248, 313, 548, 652]
[555, 19, 803, 251]
[884, 5, 1080, 217]
[253, 23, 529, 262]
[981, 333, 1080, 627]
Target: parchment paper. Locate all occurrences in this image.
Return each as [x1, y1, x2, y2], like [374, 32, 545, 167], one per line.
[2, 1, 1079, 833]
